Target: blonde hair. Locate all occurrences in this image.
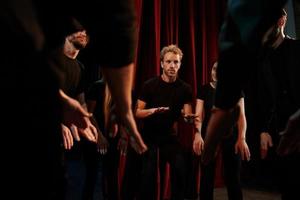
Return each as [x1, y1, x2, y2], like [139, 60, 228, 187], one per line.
[160, 44, 183, 61]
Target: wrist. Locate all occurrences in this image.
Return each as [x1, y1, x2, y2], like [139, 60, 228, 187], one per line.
[194, 127, 201, 134]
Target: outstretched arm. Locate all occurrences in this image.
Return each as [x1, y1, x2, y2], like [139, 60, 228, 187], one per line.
[135, 99, 169, 118]
[59, 89, 92, 129]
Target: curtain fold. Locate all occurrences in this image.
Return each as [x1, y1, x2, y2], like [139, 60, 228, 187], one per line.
[128, 0, 227, 198]
[134, 0, 226, 93]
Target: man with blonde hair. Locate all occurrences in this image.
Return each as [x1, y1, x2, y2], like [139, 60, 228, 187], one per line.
[135, 44, 193, 200]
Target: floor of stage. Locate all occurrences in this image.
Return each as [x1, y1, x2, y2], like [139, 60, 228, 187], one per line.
[214, 187, 280, 200]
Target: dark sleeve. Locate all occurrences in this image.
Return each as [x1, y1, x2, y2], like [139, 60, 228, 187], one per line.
[77, 61, 87, 95]
[75, 0, 137, 68]
[139, 80, 151, 103]
[240, 90, 245, 98]
[183, 84, 193, 103]
[256, 60, 277, 133]
[196, 84, 206, 100]
[215, 0, 287, 109]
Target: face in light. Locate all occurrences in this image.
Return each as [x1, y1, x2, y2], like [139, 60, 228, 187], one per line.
[161, 52, 181, 78]
[211, 62, 218, 82]
[68, 30, 88, 50]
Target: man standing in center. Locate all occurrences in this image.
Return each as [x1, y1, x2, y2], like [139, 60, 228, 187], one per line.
[135, 44, 193, 200]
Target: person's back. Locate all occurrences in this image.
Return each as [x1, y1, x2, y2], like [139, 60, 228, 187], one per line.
[0, 0, 65, 198]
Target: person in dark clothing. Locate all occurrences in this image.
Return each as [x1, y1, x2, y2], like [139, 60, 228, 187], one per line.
[200, 1, 299, 199]
[52, 26, 108, 200]
[86, 78, 125, 200]
[193, 62, 250, 200]
[256, 9, 300, 199]
[1, 0, 146, 199]
[0, 2, 93, 199]
[120, 90, 143, 200]
[135, 44, 193, 200]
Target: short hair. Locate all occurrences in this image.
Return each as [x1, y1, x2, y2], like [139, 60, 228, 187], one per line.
[281, 8, 287, 17]
[160, 44, 183, 61]
[65, 17, 86, 36]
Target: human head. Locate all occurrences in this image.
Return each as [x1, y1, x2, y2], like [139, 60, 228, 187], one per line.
[66, 30, 89, 50]
[262, 8, 287, 47]
[160, 44, 183, 79]
[211, 61, 218, 82]
[65, 18, 89, 50]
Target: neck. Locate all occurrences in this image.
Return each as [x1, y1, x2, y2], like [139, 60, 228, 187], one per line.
[161, 74, 176, 83]
[272, 31, 285, 49]
[210, 81, 217, 88]
[63, 39, 80, 59]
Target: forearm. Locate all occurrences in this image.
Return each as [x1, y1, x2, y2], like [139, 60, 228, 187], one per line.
[135, 108, 156, 118]
[194, 117, 203, 135]
[237, 115, 247, 140]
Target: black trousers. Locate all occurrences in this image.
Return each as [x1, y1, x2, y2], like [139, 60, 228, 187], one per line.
[121, 147, 143, 200]
[279, 152, 300, 200]
[200, 135, 242, 200]
[139, 137, 186, 200]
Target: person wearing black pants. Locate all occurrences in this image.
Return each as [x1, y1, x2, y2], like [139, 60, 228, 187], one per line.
[193, 62, 250, 200]
[135, 44, 193, 200]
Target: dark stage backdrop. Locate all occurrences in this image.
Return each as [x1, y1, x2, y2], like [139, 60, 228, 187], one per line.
[123, 0, 227, 199]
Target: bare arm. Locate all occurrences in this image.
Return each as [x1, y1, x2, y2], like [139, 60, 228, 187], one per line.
[135, 99, 156, 118]
[59, 89, 91, 129]
[102, 63, 147, 154]
[234, 97, 251, 161]
[193, 99, 205, 155]
[202, 105, 240, 165]
[135, 99, 169, 118]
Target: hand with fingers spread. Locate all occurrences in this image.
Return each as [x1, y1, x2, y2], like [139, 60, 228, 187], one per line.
[155, 106, 170, 114]
[235, 138, 251, 161]
[77, 118, 98, 143]
[97, 133, 109, 155]
[70, 124, 81, 141]
[60, 89, 92, 129]
[193, 132, 204, 156]
[260, 132, 273, 159]
[61, 124, 74, 150]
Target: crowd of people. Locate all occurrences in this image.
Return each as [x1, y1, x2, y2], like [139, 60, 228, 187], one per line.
[1, 0, 299, 199]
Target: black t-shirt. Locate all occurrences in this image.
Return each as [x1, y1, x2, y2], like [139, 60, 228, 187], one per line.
[197, 83, 244, 137]
[196, 83, 215, 137]
[258, 38, 300, 134]
[53, 52, 86, 98]
[86, 79, 106, 133]
[139, 76, 193, 142]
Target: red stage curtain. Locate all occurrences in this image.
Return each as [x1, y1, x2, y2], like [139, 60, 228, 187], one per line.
[120, 0, 227, 199]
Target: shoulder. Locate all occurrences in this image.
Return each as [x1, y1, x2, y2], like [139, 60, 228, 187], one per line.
[199, 83, 212, 92]
[177, 78, 191, 89]
[283, 36, 300, 47]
